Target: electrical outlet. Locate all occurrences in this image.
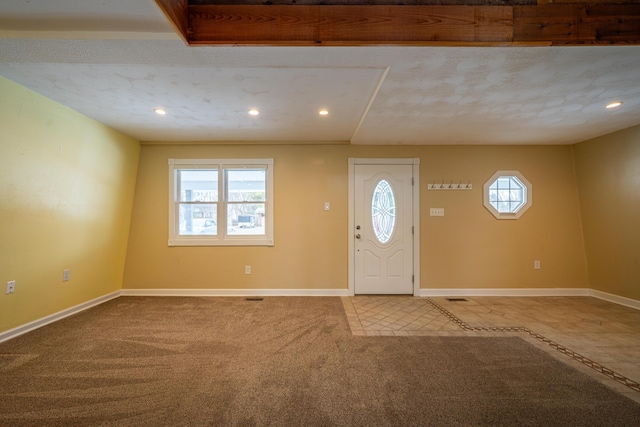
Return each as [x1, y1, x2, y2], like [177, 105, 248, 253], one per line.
[245, 265, 251, 275]
[324, 202, 331, 211]
[6, 280, 15, 294]
[534, 260, 541, 270]
[63, 269, 71, 282]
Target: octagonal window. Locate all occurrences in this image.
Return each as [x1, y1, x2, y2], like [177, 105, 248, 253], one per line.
[483, 171, 532, 219]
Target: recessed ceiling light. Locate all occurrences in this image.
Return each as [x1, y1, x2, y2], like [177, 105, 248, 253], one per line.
[248, 109, 260, 116]
[605, 102, 623, 109]
[319, 109, 329, 116]
[154, 108, 167, 115]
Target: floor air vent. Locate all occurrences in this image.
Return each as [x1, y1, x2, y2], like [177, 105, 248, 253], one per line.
[245, 297, 264, 301]
[446, 298, 468, 302]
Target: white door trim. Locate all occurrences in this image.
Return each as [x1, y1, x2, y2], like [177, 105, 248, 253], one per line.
[348, 158, 420, 296]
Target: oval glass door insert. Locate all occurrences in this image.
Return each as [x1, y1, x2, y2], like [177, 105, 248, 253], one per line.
[371, 179, 396, 244]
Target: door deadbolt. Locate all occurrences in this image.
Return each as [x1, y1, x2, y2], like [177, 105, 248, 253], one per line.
[355, 234, 361, 239]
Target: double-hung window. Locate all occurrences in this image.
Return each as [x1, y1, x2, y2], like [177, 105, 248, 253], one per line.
[169, 159, 274, 246]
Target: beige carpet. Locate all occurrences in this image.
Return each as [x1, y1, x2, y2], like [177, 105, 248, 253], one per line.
[1, 296, 639, 426]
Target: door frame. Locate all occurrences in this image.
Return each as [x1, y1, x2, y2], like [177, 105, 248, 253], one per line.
[348, 158, 420, 296]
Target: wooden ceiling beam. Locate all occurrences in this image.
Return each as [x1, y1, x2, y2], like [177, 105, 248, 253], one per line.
[155, 0, 190, 44]
[189, 5, 515, 45]
[516, 4, 640, 44]
[155, 1, 640, 46]
[188, 0, 535, 4]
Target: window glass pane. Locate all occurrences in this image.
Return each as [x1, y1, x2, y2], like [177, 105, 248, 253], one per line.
[179, 170, 218, 202]
[490, 175, 527, 213]
[227, 169, 266, 202]
[510, 189, 522, 202]
[227, 203, 266, 236]
[511, 177, 523, 188]
[371, 179, 396, 244]
[497, 201, 510, 212]
[179, 204, 217, 235]
[496, 177, 511, 189]
[513, 200, 524, 211]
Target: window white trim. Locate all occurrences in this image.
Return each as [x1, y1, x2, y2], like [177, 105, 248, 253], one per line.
[483, 170, 532, 220]
[168, 159, 274, 246]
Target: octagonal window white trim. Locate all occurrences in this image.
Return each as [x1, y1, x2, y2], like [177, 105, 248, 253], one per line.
[483, 170, 532, 220]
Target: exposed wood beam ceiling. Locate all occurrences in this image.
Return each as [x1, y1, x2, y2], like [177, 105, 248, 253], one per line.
[155, 0, 640, 46]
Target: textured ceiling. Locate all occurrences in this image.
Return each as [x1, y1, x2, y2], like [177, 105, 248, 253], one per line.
[1, 0, 639, 145]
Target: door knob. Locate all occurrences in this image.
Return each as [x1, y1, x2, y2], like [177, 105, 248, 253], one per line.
[355, 234, 361, 239]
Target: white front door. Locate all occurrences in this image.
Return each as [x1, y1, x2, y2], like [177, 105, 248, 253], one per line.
[354, 164, 414, 294]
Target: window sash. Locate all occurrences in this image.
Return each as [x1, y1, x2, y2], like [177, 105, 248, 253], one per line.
[168, 159, 273, 246]
[489, 176, 526, 213]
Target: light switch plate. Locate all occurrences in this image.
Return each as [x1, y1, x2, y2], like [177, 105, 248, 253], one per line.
[430, 208, 445, 217]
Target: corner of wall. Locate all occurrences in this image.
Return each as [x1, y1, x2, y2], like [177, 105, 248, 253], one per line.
[0, 76, 140, 334]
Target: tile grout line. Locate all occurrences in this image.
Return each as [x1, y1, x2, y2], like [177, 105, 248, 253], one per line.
[422, 298, 640, 394]
[346, 297, 368, 332]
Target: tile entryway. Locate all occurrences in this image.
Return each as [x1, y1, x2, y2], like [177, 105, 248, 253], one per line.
[342, 296, 640, 404]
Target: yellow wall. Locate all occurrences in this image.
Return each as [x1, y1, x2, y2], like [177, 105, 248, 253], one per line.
[1, 72, 636, 333]
[123, 143, 588, 292]
[573, 125, 640, 301]
[0, 76, 140, 333]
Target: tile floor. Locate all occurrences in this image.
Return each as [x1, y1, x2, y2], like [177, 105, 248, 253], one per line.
[341, 295, 640, 403]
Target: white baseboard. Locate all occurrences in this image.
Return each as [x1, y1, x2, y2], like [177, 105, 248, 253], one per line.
[121, 288, 351, 297]
[0, 291, 122, 344]
[3, 287, 636, 344]
[419, 288, 591, 297]
[590, 289, 640, 311]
